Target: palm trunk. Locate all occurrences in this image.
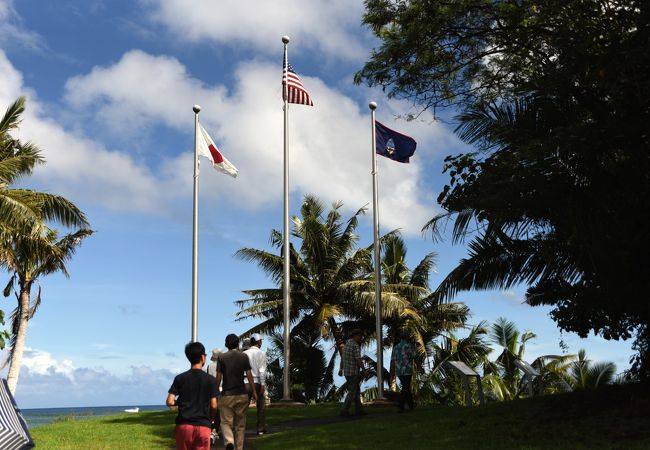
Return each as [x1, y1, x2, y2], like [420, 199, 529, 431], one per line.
[388, 326, 398, 392]
[7, 283, 31, 395]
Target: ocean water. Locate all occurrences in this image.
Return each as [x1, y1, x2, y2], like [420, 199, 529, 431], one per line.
[21, 405, 167, 429]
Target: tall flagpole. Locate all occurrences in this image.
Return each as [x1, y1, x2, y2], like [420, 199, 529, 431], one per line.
[191, 104, 201, 343]
[281, 35, 292, 401]
[369, 101, 384, 398]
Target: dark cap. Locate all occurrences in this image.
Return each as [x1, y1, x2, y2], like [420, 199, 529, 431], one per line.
[350, 328, 363, 337]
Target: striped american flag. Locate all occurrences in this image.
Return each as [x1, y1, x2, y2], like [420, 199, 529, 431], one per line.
[282, 55, 313, 106]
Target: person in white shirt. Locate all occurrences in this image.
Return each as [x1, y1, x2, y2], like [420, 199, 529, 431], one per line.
[244, 333, 267, 435]
[206, 347, 222, 378]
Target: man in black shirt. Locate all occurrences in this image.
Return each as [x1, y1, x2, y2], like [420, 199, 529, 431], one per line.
[166, 342, 218, 450]
[215, 334, 257, 450]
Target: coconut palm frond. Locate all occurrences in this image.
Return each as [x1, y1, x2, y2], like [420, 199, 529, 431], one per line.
[490, 317, 519, 350]
[586, 362, 617, 389]
[2, 274, 15, 297]
[235, 248, 284, 284]
[10, 190, 89, 229]
[0, 97, 27, 136]
[421, 211, 453, 243]
[235, 298, 283, 320]
[0, 152, 40, 185]
[409, 251, 437, 290]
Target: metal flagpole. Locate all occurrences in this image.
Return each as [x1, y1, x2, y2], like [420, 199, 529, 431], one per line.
[191, 104, 201, 342]
[369, 101, 384, 398]
[281, 35, 292, 401]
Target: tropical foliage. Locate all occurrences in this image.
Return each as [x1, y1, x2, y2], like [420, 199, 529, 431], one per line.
[379, 234, 468, 389]
[357, 0, 650, 379]
[236, 196, 432, 380]
[419, 318, 617, 406]
[421, 321, 492, 406]
[2, 223, 92, 393]
[236, 195, 470, 396]
[236, 193, 623, 405]
[0, 97, 92, 393]
[568, 349, 617, 391]
[482, 317, 538, 401]
[264, 329, 335, 403]
[0, 98, 88, 231]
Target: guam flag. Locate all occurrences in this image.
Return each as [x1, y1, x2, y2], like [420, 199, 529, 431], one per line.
[375, 120, 417, 163]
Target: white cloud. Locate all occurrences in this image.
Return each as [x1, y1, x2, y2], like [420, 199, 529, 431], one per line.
[63, 51, 451, 233]
[501, 289, 526, 305]
[24, 118, 167, 213]
[0, 348, 176, 408]
[142, 0, 370, 61]
[0, 2, 450, 233]
[64, 50, 227, 135]
[0, 0, 45, 51]
[20, 348, 75, 379]
[0, 50, 174, 214]
[0, 47, 26, 102]
[18, 366, 174, 408]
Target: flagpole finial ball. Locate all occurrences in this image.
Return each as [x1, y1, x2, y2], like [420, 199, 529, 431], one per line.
[193, 105, 201, 114]
[282, 36, 290, 44]
[369, 101, 377, 110]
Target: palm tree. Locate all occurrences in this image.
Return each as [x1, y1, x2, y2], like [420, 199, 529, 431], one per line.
[1, 223, 92, 393]
[0, 97, 88, 231]
[482, 317, 537, 401]
[424, 97, 587, 306]
[530, 353, 576, 394]
[379, 234, 469, 390]
[423, 321, 492, 405]
[0, 97, 92, 395]
[568, 349, 616, 390]
[235, 195, 423, 361]
[380, 234, 440, 346]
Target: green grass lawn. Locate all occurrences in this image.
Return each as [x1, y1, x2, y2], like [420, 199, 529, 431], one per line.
[30, 383, 650, 449]
[256, 391, 650, 450]
[28, 404, 346, 449]
[29, 410, 175, 449]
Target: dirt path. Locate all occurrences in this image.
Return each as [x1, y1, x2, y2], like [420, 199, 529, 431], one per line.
[241, 408, 402, 449]
[204, 408, 401, 449]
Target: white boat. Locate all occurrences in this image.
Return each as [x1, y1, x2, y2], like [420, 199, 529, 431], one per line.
[124, 407, 139, 413]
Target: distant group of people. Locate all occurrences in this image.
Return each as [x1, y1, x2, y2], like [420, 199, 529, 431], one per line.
[166, 328, 416, 449]
[166, 333, 267, 450]
[338, 328, 416, 417]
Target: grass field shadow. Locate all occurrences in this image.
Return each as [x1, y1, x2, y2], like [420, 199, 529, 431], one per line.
[104, 410, 175, 446]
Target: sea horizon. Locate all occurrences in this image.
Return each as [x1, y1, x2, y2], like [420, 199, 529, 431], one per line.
[21, 404, 168, 429]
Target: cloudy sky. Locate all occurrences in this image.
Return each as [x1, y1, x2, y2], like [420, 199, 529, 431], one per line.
[0, 0, 632, 408]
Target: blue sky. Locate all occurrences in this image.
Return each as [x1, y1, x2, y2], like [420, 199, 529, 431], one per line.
[0, 0, 632, 408]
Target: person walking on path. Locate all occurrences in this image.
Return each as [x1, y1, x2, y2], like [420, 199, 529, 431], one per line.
[206, 347, 222, 378]
[215, 334, 257, 450]
[390, 330, 416, 412]
[338, 329, 367, 417]
[166, 342, 218, 450]
[244, 333, 268, 435]
[206, 347, 223, 445]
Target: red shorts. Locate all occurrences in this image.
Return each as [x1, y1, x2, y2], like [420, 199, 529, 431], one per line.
[175, 423, 211, 450]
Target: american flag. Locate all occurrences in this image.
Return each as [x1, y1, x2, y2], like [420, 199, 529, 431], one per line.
[282, 55, 313, 106]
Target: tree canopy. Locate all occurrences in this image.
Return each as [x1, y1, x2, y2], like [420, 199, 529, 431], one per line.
[357, 0, 650, 378]
[357, 0, 648, 112]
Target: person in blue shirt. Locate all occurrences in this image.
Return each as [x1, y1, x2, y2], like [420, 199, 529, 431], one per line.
[390, 330, 416, 412]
